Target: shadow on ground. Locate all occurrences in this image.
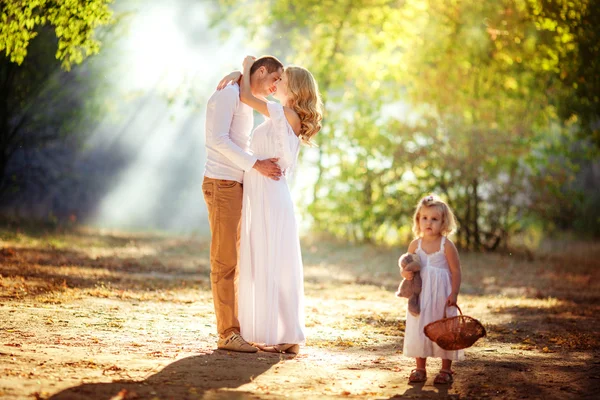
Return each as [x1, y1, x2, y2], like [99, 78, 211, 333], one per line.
[485, 302, 600, 350]
[0, 237, 211, 300]
[48, 350, 280, 400]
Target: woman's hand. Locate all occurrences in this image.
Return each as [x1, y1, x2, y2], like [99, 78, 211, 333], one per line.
[216, 71, 242, 90]
[243, 55, 256, 72]
[446, 292, 458, 307]
[237, 55, 269, 118]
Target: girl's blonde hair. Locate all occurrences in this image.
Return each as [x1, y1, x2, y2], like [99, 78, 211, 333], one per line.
[284, 66, 323, 145]
[412, 194, 458, 237]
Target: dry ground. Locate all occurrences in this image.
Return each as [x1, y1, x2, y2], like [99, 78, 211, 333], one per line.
[0, 223, 599, 400]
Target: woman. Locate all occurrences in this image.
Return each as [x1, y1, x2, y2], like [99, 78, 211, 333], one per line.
[219, 56, 323, 354]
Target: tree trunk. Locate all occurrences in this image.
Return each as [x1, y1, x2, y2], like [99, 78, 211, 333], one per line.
[472, 177, 480, 250]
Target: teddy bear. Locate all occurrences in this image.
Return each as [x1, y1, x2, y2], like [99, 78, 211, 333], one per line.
[395, 252, 422, 317]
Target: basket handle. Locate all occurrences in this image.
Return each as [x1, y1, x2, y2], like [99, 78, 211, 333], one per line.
[443, 304, 463, 319]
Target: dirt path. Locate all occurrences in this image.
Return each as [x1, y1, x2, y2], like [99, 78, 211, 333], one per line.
[1, 226, 599, 399]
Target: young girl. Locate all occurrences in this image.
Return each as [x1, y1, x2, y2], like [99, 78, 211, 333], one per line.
[401, 194, 463, 384]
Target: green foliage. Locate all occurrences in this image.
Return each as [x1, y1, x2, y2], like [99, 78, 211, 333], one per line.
[213, 0, 599, 246]
[526, 0, 600, 146]
[0, 5, 122, 201]
[0, 0, 114, 70]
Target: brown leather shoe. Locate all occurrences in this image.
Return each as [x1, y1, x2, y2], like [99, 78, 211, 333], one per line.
[217, 333, 258, 353]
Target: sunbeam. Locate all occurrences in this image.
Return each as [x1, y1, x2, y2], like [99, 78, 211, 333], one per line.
[88, 0, 260, 232]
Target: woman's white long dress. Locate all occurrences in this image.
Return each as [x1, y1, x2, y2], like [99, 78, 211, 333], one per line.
[238, 101, 306, 345]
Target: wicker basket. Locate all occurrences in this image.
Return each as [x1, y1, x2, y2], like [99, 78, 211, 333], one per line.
[424, 305, 486, 350]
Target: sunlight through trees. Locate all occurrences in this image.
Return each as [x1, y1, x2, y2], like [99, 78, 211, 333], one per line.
[213, 0, 600, 246]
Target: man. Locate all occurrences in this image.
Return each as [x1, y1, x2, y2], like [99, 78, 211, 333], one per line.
[202, 56, 284, 352]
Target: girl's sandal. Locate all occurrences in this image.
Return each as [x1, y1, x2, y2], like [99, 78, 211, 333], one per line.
[408, 368, 427, 383]
[433, 369, 454, 384]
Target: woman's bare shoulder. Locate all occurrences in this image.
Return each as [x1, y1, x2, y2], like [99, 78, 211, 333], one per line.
[283, 106, 301, 136]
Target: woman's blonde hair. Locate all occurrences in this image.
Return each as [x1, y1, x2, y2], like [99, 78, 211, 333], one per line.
[284, 66, 323, 145]
[412, 194, 458, 237]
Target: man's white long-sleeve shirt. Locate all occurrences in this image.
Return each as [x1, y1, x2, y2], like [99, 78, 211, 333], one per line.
[204, 84, 257, 183]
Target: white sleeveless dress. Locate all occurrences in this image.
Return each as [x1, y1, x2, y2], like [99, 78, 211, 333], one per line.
[403, 237, 464, 360]
[238, 101, 306, 345]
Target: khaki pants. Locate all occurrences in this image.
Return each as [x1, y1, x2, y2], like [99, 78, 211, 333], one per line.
[202, 176, 243, 338]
